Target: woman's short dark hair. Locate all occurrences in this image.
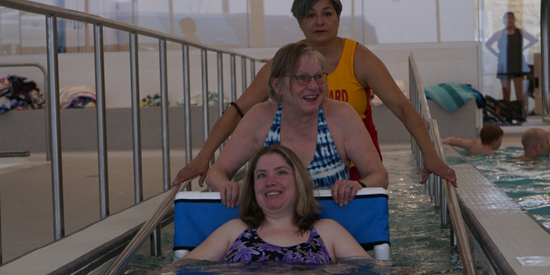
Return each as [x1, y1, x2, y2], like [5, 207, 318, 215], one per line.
[480, 124, 503, 145]
[240, 145, 320, 234]
[268, 43, 326, 102]
[291, 0, 343, 23]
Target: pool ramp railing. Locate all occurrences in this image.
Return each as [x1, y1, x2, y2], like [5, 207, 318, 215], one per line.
[409, 52, 477, 275]
[0, 0, 268, 268]
[542, 0, 550, 123]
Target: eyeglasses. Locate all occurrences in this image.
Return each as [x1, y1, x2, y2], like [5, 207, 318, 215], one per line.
[286, 73, 328, 86]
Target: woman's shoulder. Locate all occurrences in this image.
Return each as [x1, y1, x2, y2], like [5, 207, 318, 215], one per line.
[314, 218, 340, 227]
[322, 99, 358, 119]
[219, 218, 248, 234]
[244, 101, 278, 121]
[352, 41, 377, 60]
[313, 219, 346, 236]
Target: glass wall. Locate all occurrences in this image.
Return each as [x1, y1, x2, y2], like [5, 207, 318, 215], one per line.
[480, 0, 540, 114]
[0, 0, 543, 113]
[1, 0, 480, 55]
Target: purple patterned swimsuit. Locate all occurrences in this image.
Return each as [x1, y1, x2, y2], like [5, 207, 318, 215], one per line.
[221, 226, 332, 264]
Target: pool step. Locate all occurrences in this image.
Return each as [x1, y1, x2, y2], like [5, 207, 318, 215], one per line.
[0, 151, 30, 158]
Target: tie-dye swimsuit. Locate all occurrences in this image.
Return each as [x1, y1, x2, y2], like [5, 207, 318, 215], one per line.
[263, 103, 349, 188]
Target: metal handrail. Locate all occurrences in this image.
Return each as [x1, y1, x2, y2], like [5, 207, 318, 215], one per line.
[106, 166, 248, 274]
[0, 0, 268, 264]
[0, 0, 267, 61]
[408, 53, 476, 275]
[542, 0, 550, 123]
[104, 181, 189, 275]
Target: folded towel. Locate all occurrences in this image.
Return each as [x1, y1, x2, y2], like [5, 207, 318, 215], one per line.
[59, 85, 96, 109]
[424, 83, 484, 112]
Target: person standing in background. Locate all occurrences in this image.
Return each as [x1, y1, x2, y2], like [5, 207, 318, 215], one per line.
[485, 12, 537, 110]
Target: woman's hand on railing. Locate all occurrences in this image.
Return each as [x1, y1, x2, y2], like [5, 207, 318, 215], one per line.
[171, 157, 210, 187]
[420, 157, 457, 188]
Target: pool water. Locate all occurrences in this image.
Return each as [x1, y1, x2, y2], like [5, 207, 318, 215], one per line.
[121, 150, 488, 274]
[456, 146, 550, 229]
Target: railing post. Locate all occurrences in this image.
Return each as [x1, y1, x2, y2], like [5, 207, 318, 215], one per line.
[201, 48, 210, 152]
[250, 59, 256, 82]
[159, 39, 171, 192]
[230, 54, 237, 102]
[0, 173, 2, 263]
[46, 13, 65, 241]
[440, 178, 449, 225]
[182, 44, 192, 192]
[129, 31, 143, 203]
[94, 23, 110, 219]
[150, 224, 162, 257]
[217, 52, 224, 153]
[542, 0, 550, 122]
[241, 57, 247, 94]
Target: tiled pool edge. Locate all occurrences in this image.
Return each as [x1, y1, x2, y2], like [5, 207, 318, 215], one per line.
[458, 195, 515, 275]
[445, 146, 550, 275]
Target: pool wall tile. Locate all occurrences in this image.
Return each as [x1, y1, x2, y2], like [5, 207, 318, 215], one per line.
[445, 146, 550, 275]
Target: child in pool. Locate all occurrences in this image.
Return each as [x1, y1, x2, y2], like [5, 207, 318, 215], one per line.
[443, 124, 503, 154]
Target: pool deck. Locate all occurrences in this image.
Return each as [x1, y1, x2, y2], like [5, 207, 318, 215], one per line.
[445, 145, 550, 275]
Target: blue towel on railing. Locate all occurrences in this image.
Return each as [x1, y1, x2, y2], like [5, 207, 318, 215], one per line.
[424, 83, 485, 112]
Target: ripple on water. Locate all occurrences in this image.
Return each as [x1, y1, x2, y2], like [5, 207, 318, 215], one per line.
[458, 147, 550, 229]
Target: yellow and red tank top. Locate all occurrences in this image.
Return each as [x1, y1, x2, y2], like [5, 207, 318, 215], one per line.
[325, 39, 381, 160]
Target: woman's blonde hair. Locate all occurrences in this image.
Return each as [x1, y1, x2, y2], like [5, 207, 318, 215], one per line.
[240, 145, 320, 234]
[267, 43, 327, 102]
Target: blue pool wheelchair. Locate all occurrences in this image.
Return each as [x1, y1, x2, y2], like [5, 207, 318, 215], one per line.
[173, 187, 390, 261]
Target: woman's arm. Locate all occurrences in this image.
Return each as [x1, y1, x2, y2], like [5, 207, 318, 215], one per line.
[485, 31, 501, 57]
[315, 219, 372, 260]
[442, 137, 476, 150]
[353, 43, 457, 187]
[327, 101, 388, 207]
[172, 60, 272, 187]
[521, 29, 538, 51]
[205, 103, 270, 207]
[183, 219, 246, 262]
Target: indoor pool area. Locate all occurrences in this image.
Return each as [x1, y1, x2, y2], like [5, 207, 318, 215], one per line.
[2, 0, 550, 274]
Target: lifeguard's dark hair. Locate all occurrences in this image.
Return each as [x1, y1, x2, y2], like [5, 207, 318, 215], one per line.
[267, 43, 326, 102]
[239, 145, 320, 234]
[480, 124, 503, 145]
[291, 0, 343, 23]
[503, 11, 515, 21]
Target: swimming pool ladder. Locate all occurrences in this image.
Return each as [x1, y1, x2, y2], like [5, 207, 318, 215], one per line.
[409, 52, 477, 275]
[0, 0, 267, 266]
